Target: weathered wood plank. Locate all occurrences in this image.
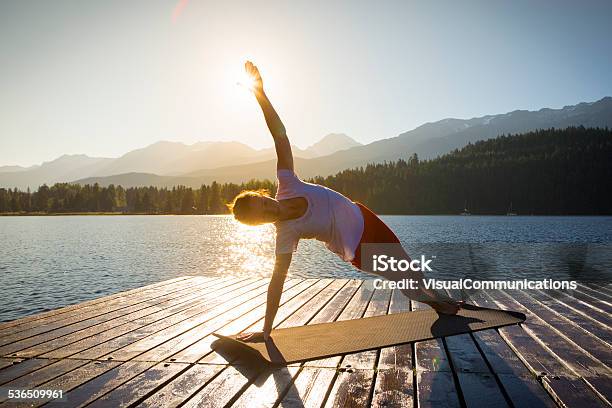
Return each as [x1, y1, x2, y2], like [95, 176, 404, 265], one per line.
[577, 284, 612, 303]
[544, 288, 612, 328]
[200, 279, 331, 360]
[0, 358, 88, 403]
[458, 289, 557, 408]
[252, 281, 374, 407]
[528, 289, 612, 341]
[35, 280, 313, 404]
[0, 276, 233, 345]
[370, 288, 414, 408]
[44, 361, 156, 408]
[86, 362, 189, 407]
[154, 280, 336, 408]
[0, 276, 198, 330]
[0, 278, 256, 358]
[5, 361, 122, 408]
[74, 279, 296, 361]
[135, 364, 225, 408]
[252, 280, 366, 407]
[218, 280, 350, 407]
[323, 287, 392, 408]
[411, 299, 461, 408]
[483, 289, 610, 407]
[564, 288, 612, 315]
[0, 358, 57, 386]
[583, 282, 612, 296]
[504, 289, 612, 370]
[160, 279, 316, 364]
[4, 278, 253, 359]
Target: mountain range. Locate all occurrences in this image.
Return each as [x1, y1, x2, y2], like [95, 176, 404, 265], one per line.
[1, 97, 611, 189]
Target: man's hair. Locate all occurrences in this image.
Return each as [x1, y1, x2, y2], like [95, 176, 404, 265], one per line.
[227, 189, 271, 225]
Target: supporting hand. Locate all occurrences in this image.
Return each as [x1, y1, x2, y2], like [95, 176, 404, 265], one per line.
[236, 329, 270, 342]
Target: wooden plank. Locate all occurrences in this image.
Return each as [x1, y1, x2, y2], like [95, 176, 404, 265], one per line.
[577, 283, 612, 302]
[371, 288, 415, 408]
[3, 278, 251, 359]
[545, 289, 612, 328]
[0, 358, 17, 371]
[530, 289, 612, 340]
[205, 280, 350, 408]
[0, 358, 57, 386]
[505, 289, 612, 368]
[135, 364, 225, 408]
[86, 362, 189, 407]
[323, 287, 392, 408]
[70, 279, 296, 361]
[412, 300, 461, 408]
[3, 361, 122, 408]
[444, 333, 510, 408]
[32, 283, 249, 359]
[458, 289, 557, 408]
[189, 278, 332, 363]
[0, 276, 201, 334]
[583, 282, 612, 296]
[168, 279, 321, 364]
[564, 288, 612, 315]
[38, 279, 316, 403]
[525, 289, 612, 346]
[4, 278, 302, 408]
[220, 281, 372, 408]
[0, 277, 233, 344]
[0, 274, 230, 346]
[0, 276, 197, 330]
[158, 280, 336, 408]
[483, 289, 610, 407]
[0, 278, 255, 358]
[43, 361, 156, 408]
[109, 279, 316, 362]
[267, 280, 368, 407]
[438, 288, 510, 408]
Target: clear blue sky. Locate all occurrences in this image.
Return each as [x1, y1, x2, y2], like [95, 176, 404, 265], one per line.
[1, 0, 611, 166]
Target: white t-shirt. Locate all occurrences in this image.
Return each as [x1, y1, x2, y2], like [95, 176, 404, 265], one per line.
[274, 169, 364, 262]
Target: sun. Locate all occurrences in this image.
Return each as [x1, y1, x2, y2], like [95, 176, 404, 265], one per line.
[237, 71, 256, 92]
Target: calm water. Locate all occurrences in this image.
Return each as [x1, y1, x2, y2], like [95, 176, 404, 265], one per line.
[1, 215, 611, 322]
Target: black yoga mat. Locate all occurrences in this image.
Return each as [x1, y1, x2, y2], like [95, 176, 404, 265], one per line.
[212, 304, 525, 365]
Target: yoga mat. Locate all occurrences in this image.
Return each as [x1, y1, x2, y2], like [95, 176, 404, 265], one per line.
[212, 304, 525, 365]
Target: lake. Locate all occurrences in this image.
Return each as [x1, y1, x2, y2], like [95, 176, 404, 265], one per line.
[1, 215, 611, 322]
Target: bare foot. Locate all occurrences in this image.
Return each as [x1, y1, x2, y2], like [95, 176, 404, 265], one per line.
[425, 300, 464, 315]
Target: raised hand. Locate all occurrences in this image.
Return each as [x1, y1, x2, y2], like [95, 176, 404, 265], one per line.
[245, 60, 264, 94]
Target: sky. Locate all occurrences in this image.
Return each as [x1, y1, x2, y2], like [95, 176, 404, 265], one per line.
[1, 0, 611, 167]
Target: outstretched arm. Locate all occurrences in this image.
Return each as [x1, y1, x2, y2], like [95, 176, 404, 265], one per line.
[237, 253, 292, 342]
[245, 61, 294, 171]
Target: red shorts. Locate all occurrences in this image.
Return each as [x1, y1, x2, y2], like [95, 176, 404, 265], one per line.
[351, 203, 402, 270]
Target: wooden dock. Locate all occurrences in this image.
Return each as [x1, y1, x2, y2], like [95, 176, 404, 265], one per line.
[0, 276, 610, 407]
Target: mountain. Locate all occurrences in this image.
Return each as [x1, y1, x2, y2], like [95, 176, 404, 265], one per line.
[0, 155, 112, 190]
[0, 165, 38, 173]
[174, 97, 612, 184]
[3, 98, 611, 189]
[305, 133, 362, 156]
[0, 133, 361, 189]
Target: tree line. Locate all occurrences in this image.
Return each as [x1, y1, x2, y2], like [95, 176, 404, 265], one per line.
[1, 126, 610, 215]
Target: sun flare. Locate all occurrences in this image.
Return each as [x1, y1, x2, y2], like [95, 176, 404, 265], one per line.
[236, 71, 256, 92]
